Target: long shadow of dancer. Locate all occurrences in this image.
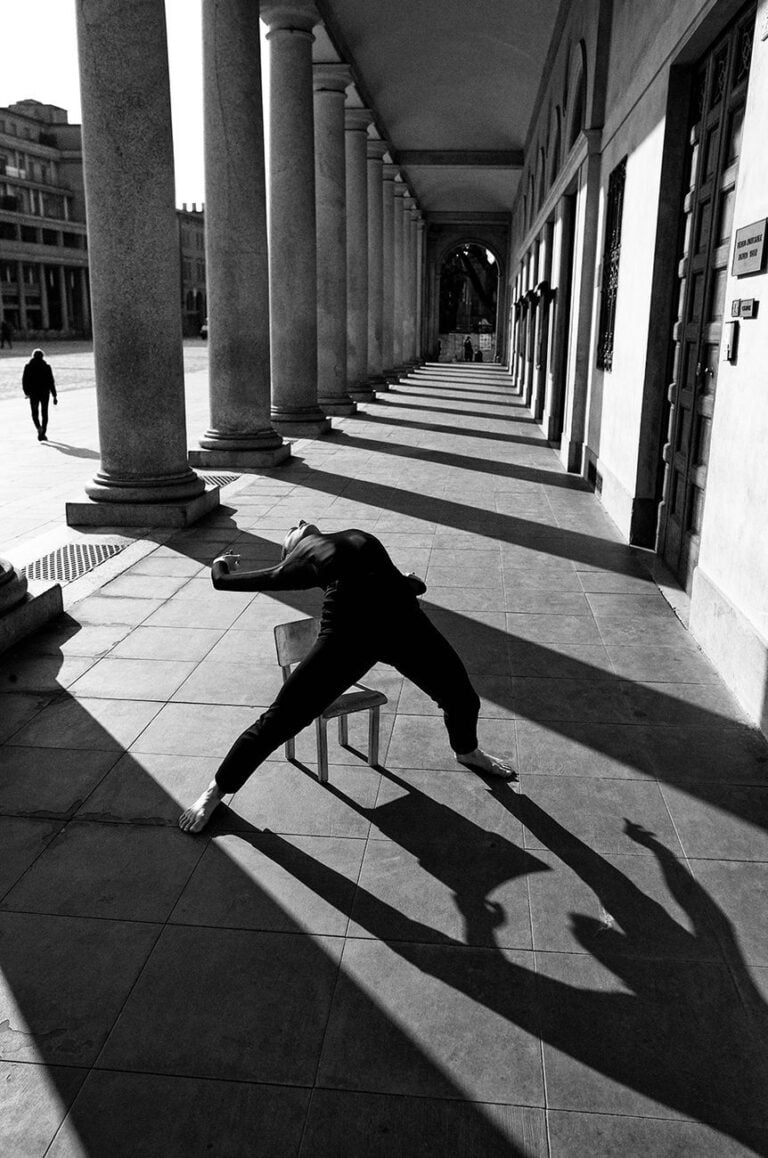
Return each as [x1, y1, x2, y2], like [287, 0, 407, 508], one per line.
[221, 774, 768, 1155]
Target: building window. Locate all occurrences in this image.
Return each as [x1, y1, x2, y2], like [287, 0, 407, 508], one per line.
[596, 156, 627, 372]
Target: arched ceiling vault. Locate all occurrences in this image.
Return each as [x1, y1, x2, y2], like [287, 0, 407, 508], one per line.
[315, 0, 563, 215]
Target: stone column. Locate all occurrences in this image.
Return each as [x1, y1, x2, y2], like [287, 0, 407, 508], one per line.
[58, 266, 70, 333]
[68, 0, 212, 526]
[402, 200, 417, 363]
[366, 139, 387, 388]
[39, 264, 50, 330]
[415, 218, 426, 362]
[16, 262, 27, 332]
[313, 62, 355, 416]
[392, 183, 407, 370]
[190, 0, 288, 469]
[79, 268, 91, 334]
[262, 1, 330, 437]
[381, 163, 396, 379]
[345, 107, 373, 400]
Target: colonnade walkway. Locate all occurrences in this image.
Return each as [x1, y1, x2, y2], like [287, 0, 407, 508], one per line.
[2, 363, 768, 1156]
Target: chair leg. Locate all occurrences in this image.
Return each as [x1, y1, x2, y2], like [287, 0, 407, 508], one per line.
[338, 714, 348, 747]
[316, 717, 329, 783]
[368, 707, 380, 768]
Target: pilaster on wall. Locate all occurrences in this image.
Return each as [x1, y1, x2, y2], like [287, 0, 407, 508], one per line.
[557, 132, 603, 475]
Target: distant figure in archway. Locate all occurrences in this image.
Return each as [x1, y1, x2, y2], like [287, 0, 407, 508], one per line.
[463, 335, 474, 361]
[474, 348, 483, 363]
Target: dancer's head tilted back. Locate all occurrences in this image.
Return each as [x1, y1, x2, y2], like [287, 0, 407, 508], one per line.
[281, 519, 319, 559]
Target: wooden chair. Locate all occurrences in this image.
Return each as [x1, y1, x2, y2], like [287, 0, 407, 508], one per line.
[273, 617, 387, 784]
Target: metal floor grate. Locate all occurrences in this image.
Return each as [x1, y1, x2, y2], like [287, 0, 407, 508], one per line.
[22, 541, 127, 583]
[199, 473, 240, 488]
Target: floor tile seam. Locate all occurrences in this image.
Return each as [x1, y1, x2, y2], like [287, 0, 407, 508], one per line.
[543, 1105, 745, 1124]
[304, 1084, 548, 1113]
[687, 853, 768, 864]
[0, 904, 174, 929]
[69, 1061, 320, 1093]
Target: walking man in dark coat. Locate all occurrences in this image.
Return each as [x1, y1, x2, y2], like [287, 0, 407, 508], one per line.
[22, 348, 58, 441]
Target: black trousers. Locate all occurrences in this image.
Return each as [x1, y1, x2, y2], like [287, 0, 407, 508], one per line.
[29, 394, 50, 432]
[214, 606, 480, 793]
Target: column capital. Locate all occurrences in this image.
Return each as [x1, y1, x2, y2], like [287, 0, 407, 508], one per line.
[382, 163, 399, 182]
[344, 106, 374, 132]
[261, 1, 320, 35]
[366, 138, 388, 161]
[416, 217, 427, 232]
[313, 62, 352, 93]
[393, 183, 410, 199]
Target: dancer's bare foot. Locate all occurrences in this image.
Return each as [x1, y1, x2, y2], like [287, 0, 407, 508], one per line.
[179, 780, 224, 833]
[456, 748, 516, 780]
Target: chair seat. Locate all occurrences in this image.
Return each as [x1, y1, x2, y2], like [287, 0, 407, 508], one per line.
[321, 684, 387, 719]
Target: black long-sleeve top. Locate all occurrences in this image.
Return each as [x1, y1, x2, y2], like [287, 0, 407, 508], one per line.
[22, 358, 56, 398]
[211, 528, 425, 634]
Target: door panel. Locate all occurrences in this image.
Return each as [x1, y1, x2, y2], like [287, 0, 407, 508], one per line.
[657, 5, 755, 591]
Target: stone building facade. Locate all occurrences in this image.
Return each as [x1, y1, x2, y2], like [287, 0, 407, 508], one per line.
[178, 203, 207, 337]
[0, 100, 90, 338]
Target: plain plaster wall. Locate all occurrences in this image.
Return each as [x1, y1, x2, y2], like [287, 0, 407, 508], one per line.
[588, 98, 668, 536]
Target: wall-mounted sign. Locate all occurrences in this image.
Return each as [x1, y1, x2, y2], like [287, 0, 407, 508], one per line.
[732, 218, 767, 276]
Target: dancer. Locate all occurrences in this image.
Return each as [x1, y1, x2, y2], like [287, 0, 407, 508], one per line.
[180, 521, 514, 833]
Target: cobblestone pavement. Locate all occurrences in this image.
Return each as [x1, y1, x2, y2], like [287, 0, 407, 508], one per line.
[1, 363, 767, 1156]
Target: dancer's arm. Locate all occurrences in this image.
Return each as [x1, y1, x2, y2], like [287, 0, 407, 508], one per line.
[210, 550, 316, 592]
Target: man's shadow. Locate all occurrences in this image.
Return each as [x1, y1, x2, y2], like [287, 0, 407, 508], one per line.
[41, 440, 100, 459]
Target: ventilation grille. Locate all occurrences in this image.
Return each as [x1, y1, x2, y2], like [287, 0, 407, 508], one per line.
[22, 542, 127, 583]
[199, 473, 240, 488]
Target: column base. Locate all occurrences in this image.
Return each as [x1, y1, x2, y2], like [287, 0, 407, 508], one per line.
[66, 485, 220, 528]
[348, 386, 375, 402]
[318, 398, 357, 416]
[85, 467, 206, 505]
[0, 583, 63, 656]
[271, 416, 332, 438]
[189, 445, 291, 470]
[0, 558, 28, 615]
[367, 375, 388, 392]
[558, 437, 585, 474]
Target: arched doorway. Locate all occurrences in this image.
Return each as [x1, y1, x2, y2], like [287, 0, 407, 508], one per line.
[437, 243, 499, 363]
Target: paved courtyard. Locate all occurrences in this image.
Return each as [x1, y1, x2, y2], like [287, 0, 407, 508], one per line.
[1, 360, 768, 1156]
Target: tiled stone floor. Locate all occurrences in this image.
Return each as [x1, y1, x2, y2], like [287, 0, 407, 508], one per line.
[2, 363, 768, 1156]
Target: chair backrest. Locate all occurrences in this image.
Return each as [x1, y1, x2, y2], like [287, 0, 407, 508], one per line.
[274, 617, 320, 670]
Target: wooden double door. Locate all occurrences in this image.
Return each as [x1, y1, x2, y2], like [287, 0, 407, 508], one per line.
[658, 5, 755, 591]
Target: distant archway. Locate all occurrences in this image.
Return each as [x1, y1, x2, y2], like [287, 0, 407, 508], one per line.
[437, 243, 500, 363]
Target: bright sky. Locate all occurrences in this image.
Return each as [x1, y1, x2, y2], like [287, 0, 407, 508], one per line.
[1, 0, 207, 206]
